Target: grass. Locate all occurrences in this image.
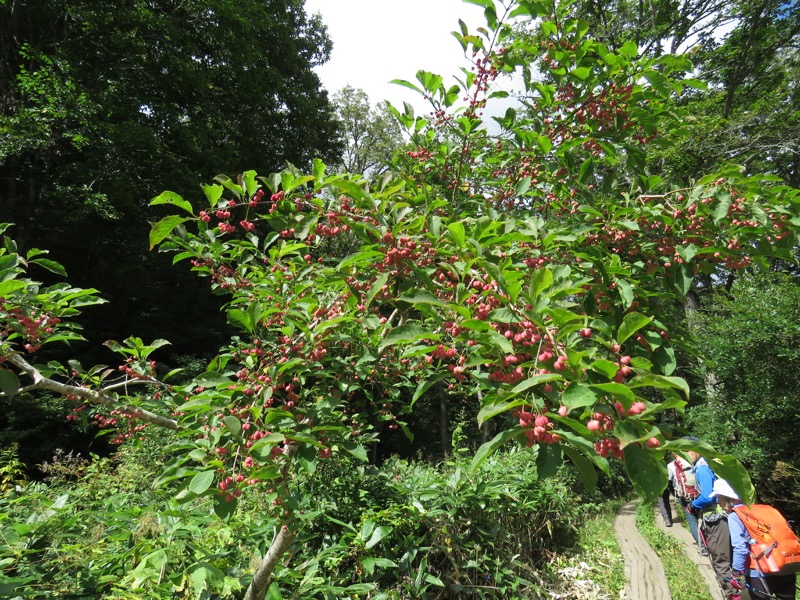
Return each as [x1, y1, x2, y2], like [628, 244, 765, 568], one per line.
[539, 498, 628, 598]
[635, 500, 714, 600]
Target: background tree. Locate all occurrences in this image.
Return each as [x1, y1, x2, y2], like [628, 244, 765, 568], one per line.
[687, 270, 800, 517]
[331, 85, 403, 176]
[0, 0, 342, 355]
[563, 0, 800, 186]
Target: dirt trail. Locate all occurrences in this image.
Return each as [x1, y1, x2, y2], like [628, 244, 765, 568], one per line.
[614, 501, 671, 599]
[614, 500, 725, 600]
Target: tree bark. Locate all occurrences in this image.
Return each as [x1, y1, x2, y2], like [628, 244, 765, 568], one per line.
[242, 524, 294, 600]
[683, 289, 720, 401]
[5, 352, 178, 429]
[438, 383, 450, 457]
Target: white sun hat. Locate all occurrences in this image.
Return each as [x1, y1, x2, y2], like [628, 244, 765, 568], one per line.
[709, 478, 740, 500]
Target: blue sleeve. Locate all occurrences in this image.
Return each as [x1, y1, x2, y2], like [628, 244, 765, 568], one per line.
[728, 510, 749, 572]
[691, 465, 716, 510]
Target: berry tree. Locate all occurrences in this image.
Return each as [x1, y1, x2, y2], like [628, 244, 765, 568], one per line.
[2, 1, 799, 598]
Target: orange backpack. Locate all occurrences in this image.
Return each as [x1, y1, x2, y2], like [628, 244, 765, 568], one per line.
[732, 504, 800, 575]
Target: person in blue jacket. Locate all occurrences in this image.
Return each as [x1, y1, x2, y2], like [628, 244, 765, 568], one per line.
[710, 478, 797, 600]
[688, 448, 737, 599]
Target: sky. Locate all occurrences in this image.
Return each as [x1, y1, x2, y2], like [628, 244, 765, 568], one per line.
[303, 0, 486, 114]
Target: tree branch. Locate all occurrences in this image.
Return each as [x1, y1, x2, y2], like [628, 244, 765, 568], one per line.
[5, 353, 179, 430]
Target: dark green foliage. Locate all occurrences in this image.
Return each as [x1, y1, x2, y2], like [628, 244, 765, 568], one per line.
[0, 0, 342, 358]
[0, 392, 115, 474]
[687, 271, 800, 517]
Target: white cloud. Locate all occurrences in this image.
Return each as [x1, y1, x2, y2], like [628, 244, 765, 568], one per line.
[304, 0, 485, 114]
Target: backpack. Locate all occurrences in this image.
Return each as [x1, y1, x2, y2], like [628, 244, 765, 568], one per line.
[673, 457, 699, 501]
[732, 504, 800, 575]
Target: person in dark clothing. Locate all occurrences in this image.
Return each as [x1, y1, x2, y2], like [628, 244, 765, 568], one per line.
[710, 478, 798, 600]
[657, 480, 674, 526]
[688, 448, 737, 600]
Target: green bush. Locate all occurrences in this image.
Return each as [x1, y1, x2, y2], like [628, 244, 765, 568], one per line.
[1, 438, 622, 599]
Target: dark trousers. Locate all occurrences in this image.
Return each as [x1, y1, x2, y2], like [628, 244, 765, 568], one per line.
[657, 488, 673, 525]
[746, 572, 797, 600]
[677, 497, 700, 545]
[701, 515, 735, 598]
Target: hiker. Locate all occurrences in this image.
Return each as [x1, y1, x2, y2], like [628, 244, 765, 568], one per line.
[710, 478, 798, 600]
[668, 451, 704, 554]
[688, 448, 737, 599]
[657, 462, 674, 527]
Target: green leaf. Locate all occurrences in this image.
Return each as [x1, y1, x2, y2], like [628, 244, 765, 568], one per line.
[578, 157, 594, 183]
[562, 445, 597, 492]
[572, 66, 591, 80]
[0, 280, 28, 296]
[390, 79, 423, 94]
[365, 526, 392, 549]
[674, 264, 694, 295]
[561, 382, 599, 409]
[477, 398, 528, 426]
[222, 416, 241, 440]
[589, 358, 621, 379]
[416, 70, 443, 94]
[227, 309, 253, 333]
[379, 324, 438, 350]
[617, 312, 653, 344]
[213, 493, 237, 521]
[341, 441, 368, 462]
[447, 221, 466, 247]
[622, 443, 667, 502]
[365, 273, 389, 308]
[149, 216, 189, 250]
[713, 191, 732, 224]
[676, 244, 698, 263]
[590, 382, 635, 402]
[535, 443, 563, 479]
[248, 433, 285, 461]
[616, 279, 634, 309]
[411, 374, 446, 406]
[400, 290, 446, 307]
[189, 562, 226, 591]
[628, 374, 689, 397]
[510, 373, 562, 395]
[188, 470, 216, 495]
[29, 257, 67, 276]
[266, 582, 283, 600]
[469, 427, 522, 473]
[362, 557, 398, 575]
[0, 369, 20, 399]
[150, 191, 195, 215]
[202, 184, 224, 206]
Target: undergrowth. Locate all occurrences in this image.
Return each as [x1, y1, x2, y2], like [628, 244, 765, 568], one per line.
[1, 436, 629, 599]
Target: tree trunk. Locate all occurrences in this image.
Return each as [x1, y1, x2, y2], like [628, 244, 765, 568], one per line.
[684, 288, 720, 401]
[438, 383, 450, 457]
[243, 524, 294, 600]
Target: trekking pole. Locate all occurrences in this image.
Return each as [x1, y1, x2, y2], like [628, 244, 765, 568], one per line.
[722, 577, 793, 600]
